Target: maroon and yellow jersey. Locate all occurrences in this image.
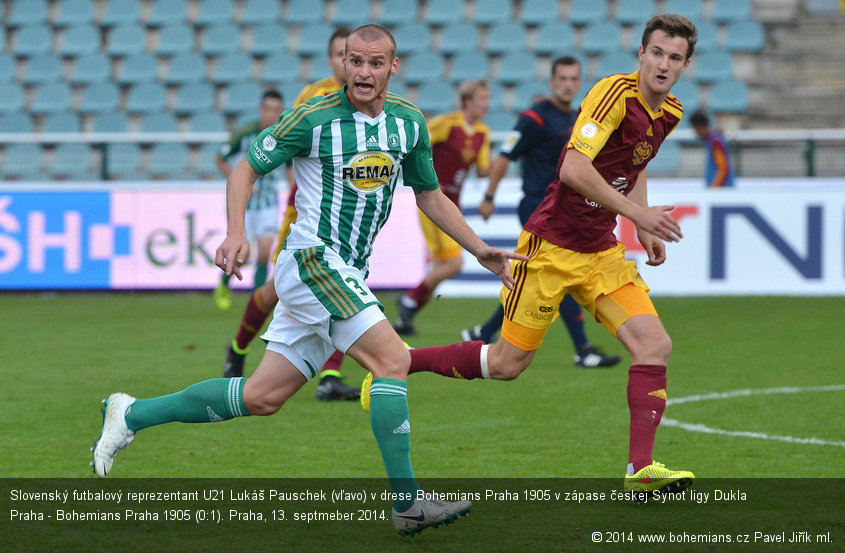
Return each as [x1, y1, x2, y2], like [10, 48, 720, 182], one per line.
[427, 111, 490, 205]
[524, 70, 682, 253]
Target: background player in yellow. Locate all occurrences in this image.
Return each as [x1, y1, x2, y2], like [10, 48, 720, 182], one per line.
[393, 80, 491, 335]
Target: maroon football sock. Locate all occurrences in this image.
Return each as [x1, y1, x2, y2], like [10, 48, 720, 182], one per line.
[409, 341, 485, 379]
[405, 282, 432, 309]
[627, 364, 668, 473]
[319, 350, 346, 374]
[234, 291, 274, 351]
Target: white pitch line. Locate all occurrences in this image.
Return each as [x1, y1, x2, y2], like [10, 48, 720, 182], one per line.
[662, 385, 845, 448]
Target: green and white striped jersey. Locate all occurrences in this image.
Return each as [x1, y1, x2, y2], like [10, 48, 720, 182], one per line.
[246, 87, 438, 276]
[218, 121, 283, 212]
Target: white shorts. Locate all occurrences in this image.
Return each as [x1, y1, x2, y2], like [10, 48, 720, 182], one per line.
[261, 245, 384, 380]
[245, 206, 278, 242]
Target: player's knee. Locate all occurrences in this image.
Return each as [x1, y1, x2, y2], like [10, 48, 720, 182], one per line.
[257, 280, 278, 304]
[486, 343, 530, 381]
[368, 346, 411, 380]
[243, 387, 285, 416]
[628, 330, 672, 363]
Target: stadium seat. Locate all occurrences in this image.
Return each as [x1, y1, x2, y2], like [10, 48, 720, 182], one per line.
[614, 0, 655, 26]
[694, 20, 719, 53]
[0, 84, 25, 114]
[693, 51, 733, 83]
[239, 0, 282, 25]
[188, 113, 227, 133]
[154, 24, 195, 56]
[387, 80, 407, 100]
[378, 0, 419, 26]
[105, 143, 143, 179]
[147, 143, 191, 178]
[92, 113, 129, 133]
[416, 82, 456, 114]
[448, 52, 490, 83]
[485, 109, 516, 132]
[519, 0, 560, 25]
[401, 53, 446, 85]
[439, 23, 480, 55]
[566, 0, 607, 26]
[709, 79, 749, 112]
[596, 51, 637, 79]
[332, 0, 372, 27]
[13, 25, 53, 57]
[296, 24, 334, 56]
[0, 54, 18, 82]
[303, 54, 328, 83]
[147, 0, 188, 26]
[286, 0, 325, 25]
[51, 144, 97, 180]
[663, 0, 703, 23]
[173, 83, 216, 114]
[711, 0, 752, 23]
[42, 113, 81, 134]
[513, 80, 548, 109]
[29, 83, 72, 115]
[7, 0, 49, 27]
[107, 25, 147, 57]
[78, 82, 120, 114]
[488, 81, 505, 111]
[497, 52, 538, 84]
[53, 0, 96, 27]
[647, 140, 681, 175]
[532, 21, 575, 55]
[125, 83, 167, 114]
[1, 144, 45, 179]
[116, 53, 157, 85]
[724, 21, 765, 52]
[248, 24, 287, 57]
[279, 81, 308, 107]
[100, 0, 143, 27]
[164, 53, 207, 84]
[472, 0, 513, 26]
[669, 79, 700, 113]
[425, 0, 465, 26]
[21, 55, 64, 85]
[259, 53, 302, 84]
[0, 113, 33, 133]
[196, 143, 223, 179]
[580, 21, 623, 55]
[200, 24, 242, 57]
[211, 53, 254, 84]
[194, 0, 236, 27]
[59, 25, 100, 57]
[140, 112, 178, 133]
[485, 22, 526, 55]
[392, 23, 431, 56]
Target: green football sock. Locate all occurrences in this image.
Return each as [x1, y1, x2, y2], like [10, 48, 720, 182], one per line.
[125, 377, 249, 432]
[220, 273, 231, 286]
[253, 263, 268, 289]
[368, 378, 419, 512]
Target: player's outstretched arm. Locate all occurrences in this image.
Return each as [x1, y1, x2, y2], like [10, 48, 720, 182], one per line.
[415, 188, 527, 289]
[214, 159, 260, 280]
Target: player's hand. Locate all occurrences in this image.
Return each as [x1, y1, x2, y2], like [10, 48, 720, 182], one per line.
[634, 205, 683, 243]
[636, 229, 667, 266]
[215, 234, 249, 280]
[475, 246, 529, 290]
[478, 198, 495, 221]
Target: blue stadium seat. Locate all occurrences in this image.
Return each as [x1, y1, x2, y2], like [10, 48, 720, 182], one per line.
[724, 21, 765, 52]
[449, 52, 490, 83]
[485, 22, 526, 55]
[580, 21, 623, 55]
[0, 54, 18, 82]
[392, 23, 431, 56]
[21, 55, 64, 85]
[426, 0, 465, 26]
[485, 109, 516, 132]
[488, 81, 505, 111]
[240, 0, 282, 25]
[212, 53, 254, 84]
[567, 0, 607, 26]
[154, 24, 195, 56]
[663, 0, 703, 23]
[173, 83, 216, 114]
[200, 24, 242, 56]
[13, 25, 53, 57]
[1, 144, 44, 179]
[59, 25, 101, 57]
[126, 83, 167, 114]
[43, 113, 81, 133]
[140, 112, 178, 133]
[387, 80, 407, 100]
[378, 0, 419, 26]
[303, 54, 328, 82]
[472, 0, 513, 26]
[164, 53, 207, 84]
[51, 144, 97, 180]
[520, 0, 559, 25]
[117, 53, 157, 85]
[296, 24, 334, 56]
[497, 52, 537, 84]
[30, 83, 73, 114]
[0, 28, 5, 54]
[332, 0, 372, 27]
[709, 79, 749, 112]
[532, 21, 575, 55]
[78, 83, 120, 114]
[0, 84, 25, 114]
[54, 0, 96, 27]
[614, 0, 655, 26]
[513, 80, 548, 109]
[147, 0, 188, 26]
[188, 113, 227, 133]
[0, 113, 33, 133]
[711, 0, 752, 23]
[669, 79, 700, 113]
[100, 0, 142, 27]
[416, 82, 456, 114]
[106, 143, 143, 180]
[279, 81, 308, 107]
[693, 51, 733, 83]
[439, 23, 480, 55]
[107, 25, 147, 57]
[196, 143, 223, 179]
[260, 53, 302, 84]
[248, 24, 287, 57]
[694, 20, 719, 53]
[647, 140, 681, 175]
[286, 0, 325, 25]
[194, 0, 236, 26]
[148, 143, 191, 178]
[401, 53, 446, 85]
[595, 51, 637, 79]
[7, 0, 49, 27]
[92, 113, 129, 133]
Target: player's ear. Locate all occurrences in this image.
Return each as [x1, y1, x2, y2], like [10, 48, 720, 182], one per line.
[390, 57, 399, 76]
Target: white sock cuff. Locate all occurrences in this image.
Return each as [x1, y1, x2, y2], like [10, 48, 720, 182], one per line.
[480, 344, 490, 379]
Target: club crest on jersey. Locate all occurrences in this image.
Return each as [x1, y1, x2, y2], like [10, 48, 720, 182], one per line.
[388, 133, 400, 148]
[632, 141, 653, 165]
[262, 135, 277, 151]
[341, 151, 397, 193]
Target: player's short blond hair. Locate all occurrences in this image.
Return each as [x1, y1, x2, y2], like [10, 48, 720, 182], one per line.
[458, 80, 489, 108]
[348, 24, 396, 59]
